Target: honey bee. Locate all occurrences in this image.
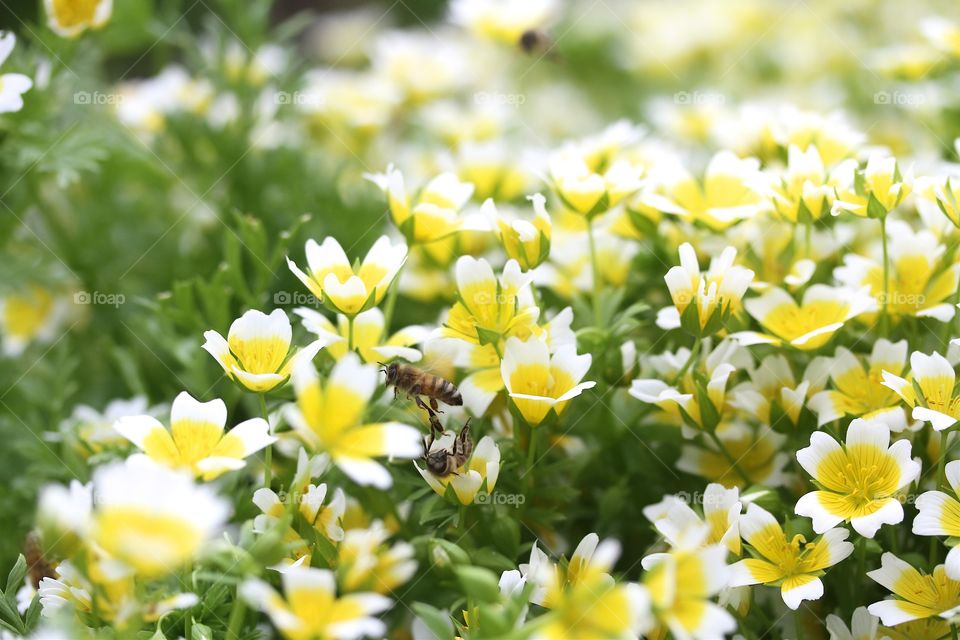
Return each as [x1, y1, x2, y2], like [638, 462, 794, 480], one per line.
[24, 531, 55, 588]
[519, 29, 559, 60]
[423, 418, 473, 477]
[379, 362, 462, 413]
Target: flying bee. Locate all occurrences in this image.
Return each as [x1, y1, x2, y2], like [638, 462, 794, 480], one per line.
[379, 362, 462, 413]
[24, 531, 55, 588]
[423, 418, 473, 477]
[519, 29, 560, 61]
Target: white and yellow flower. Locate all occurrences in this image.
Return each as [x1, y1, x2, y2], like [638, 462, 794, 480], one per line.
[0, 285, 73, 357]
[916, 174, 960, 230]
[487, 195, 552, 271]
[768, 144, 855, 223]
[114, 391, 274, 481]
[203, 308, 323, 392]
[795, 419, 920, 538]
[729, 503, 853, 609]
[835, 221, 960, 322]
[913, 460, 960, 580]
[547, 151, 644, 218]
[0, 33, 32, 113]
[808, 340, 910, 430]
[883, 351, 960, 431]
[285, 352, 422, 488]
[500, 336, 594, 426]
[417, 432, 500, 505]
[653, 151, 768, 230]
[365, 166, 476, 244]
[678, 422, 790, 489]
[90, 456, 230, 577]
[832, 154, 912, 218]
[60, 396, 156, 455]
[287, 236, 407, 316]
[734, 285, 876, 351]
[296, 306, 429, 364]
[631, 339, 744, 434]
[502, 533, 652, 640]
[298, 69, 400, 147]
[825, 607, 882, 640]
[867, 553, 960, 627]
[44, 0, 112, 38]
[663, 242, 755, 335]
[643, 483, 742, 555]
[730, 354, 831, 426]
[241, 566, 391, 640]
[642, 544, 735, 640]
[337, 521, 417, 594]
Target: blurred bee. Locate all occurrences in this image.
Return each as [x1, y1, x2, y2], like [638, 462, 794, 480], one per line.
[519, 29, 559, 61]
[423, 419, 473, 477]
[379, 362, 462, 413]
[24, 531, 55, 588]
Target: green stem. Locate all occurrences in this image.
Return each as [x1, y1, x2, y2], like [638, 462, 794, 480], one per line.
[952, 623, 958, 640]
[939, 431, 950, 490]
[673, 336, 701, 384]
[225, 589, 246, 640]
[586, 217, 601, 325]
[804, 219, 812, 260]
[382, 262, 405, 332]
[705, 430, 751, 485]
[880, 216, 890, 332]
[347, 314, 355, 352]
[259, 393, 271, 489]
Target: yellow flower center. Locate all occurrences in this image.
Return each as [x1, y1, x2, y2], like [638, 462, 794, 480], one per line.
[51, 0, 100, 27]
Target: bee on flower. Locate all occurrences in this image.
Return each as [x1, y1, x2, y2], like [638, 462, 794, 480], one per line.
[295, 306, 429, 364]
[285, 353, 422, 488]
[449, 0, 558, 46]
[417, 430, 500, 505]
[795, 419, 920, 538]
[662, 242, 755, 335]
[808, 340, 911, 431]
[733, 284, 876, 351]
[0, 33, 32, 114]
[883, 350, 960, 431]
[44, 0, 112, 38]
[241, 566, 392, 640]
[867, 553, 960, 627]
[365, 166, 477, 244]
[286, 236, 407, 316]
[729, 503, 853, 609]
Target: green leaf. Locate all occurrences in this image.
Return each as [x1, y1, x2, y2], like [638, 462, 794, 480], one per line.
[454, 566, 502, 603]
[411, 602, 455, 640]
[6, 554, 27, 594]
